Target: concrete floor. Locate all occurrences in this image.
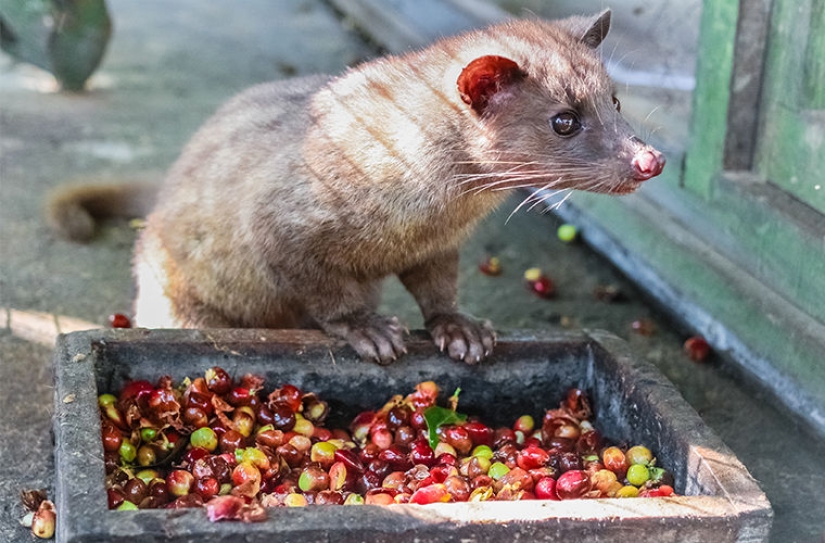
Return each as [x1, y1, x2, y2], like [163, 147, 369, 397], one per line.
[1, 1, 823, 542]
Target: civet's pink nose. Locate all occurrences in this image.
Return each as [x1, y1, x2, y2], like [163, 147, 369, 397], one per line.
[632, 149, 666, 181]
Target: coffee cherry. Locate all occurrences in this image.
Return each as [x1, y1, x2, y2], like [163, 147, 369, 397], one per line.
[534, 477, 559, 500]
[341, 493, 363, 505]
[310, 441, 338, 468]
[627, 464, 650, 487]
[496, 466, 533, 493]
[147, 388, 179, 419]
[516, 445, 550, 471]
[190, 427, 218, 452]
[364, 490, 395, 505]
[464, 421, 494, 447]
[233, 407, 257, 438]
[124, 477, 149, 504]
[513, 415, 535, 433]
[232, 462, 262, 497]
[386, 405, 411, 430]
[167, 470, 195, 497]
[439, 426, 472, 455]
[269, 402, 297, 431]
[410, 483, 450, 505]
[219, 429, 245, 453]
[683, 336, 711, 362]
[626, 445, 653, 466]
[182, 406, 209, 428]
[31, 500, 56, 539]
[270, 384, 303, 412]
[408, 381, 439, 409]
[558, 451, 583, 473]
[524, 268, 556, 298]
[591, 469, 619, 495]
[555, 470, 591, 499]
[101, 374, 677, 512]
[256, 427, 285, 448]
[283, 493, 309, 507]
[472, 444, 494, 459]
[409, 438, 436, 467]
[488, 462, 510, 481]
[394, 425, 417, 446]
[616, 485, 639, 498]
[328, 461, 351, 492]
[299, 466, 330, 492]
[119, 441, 137, 463]
[293, 416, 315, 438]
[601, 446, 628, 476]
[379, 445, 412, 471]
[108, 313, 132, 328]
[557, 223, 578, 243]
[478, 256, 502, 276]
[119, 380, 153, 404]
[101, 423, 123, 453]
[227, 387, 255, 407]
[238, 447, 271, 471]
[136, 445, 157, 467]
[204, 367, 232, 395]
[303, 394, 329, 423]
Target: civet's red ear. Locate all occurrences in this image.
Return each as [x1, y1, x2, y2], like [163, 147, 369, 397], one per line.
[457, 55, 525, 114]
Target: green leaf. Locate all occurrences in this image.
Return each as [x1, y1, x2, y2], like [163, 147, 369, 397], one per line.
[424, 405, 467, 451]
[647, 466, 666, 483]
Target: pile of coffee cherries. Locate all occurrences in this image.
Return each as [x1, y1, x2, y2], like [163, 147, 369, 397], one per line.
[100, 368, 676, 519]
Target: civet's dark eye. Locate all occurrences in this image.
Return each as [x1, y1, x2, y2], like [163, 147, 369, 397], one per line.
[550, 112, 582, 136]
[612, 95, 621, 112]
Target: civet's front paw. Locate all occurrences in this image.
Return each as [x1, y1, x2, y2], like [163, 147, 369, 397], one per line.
[426, 313, 496, 364]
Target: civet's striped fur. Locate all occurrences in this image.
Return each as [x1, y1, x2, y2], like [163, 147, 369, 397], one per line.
[51, 11, 665, 364]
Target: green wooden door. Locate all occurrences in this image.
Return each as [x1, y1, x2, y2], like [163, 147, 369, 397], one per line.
[757, 0, 825, 213]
